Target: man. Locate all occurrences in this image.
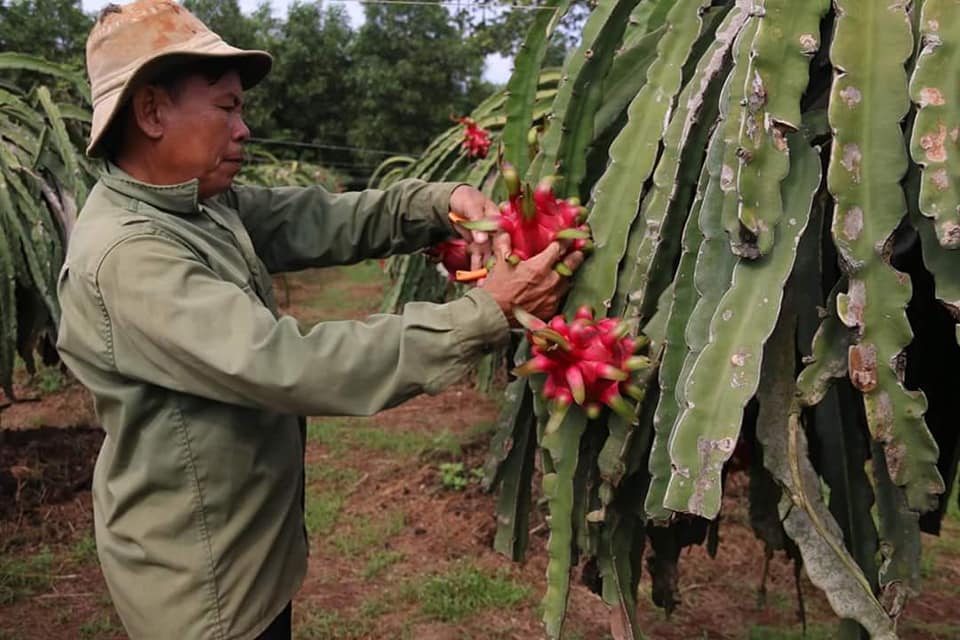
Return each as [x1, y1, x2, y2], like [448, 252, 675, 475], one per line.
[56, 1, 582, 639]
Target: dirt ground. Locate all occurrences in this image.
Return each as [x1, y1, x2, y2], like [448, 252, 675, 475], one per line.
[1, 264, 958, 640]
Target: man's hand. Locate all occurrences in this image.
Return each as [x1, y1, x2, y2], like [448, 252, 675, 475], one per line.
[449, 185, 499, 271]
[481, 236, 585, 325]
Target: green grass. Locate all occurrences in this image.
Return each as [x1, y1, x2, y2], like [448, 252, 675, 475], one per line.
[746, 623, 836, 640]
[411, 563, 531, 622]
[298, 609, 372, 640]
[303, 464, 362, 537]
[947, 467, 960, 523]
[339, 260, 387, 285]
[79, 614, 122, 639]
[307, 418, 461, 459]
[71, 533, 98, 565]
[299, 262, 386, 313]
[0, 547, 55, 605]
[305, 489, 344, 537]
[34, 365, 67, 395]
[362, 549, 405, 580]
[297, 592, 396, 640]
[900, 619, 960, 638]
[330, 510, 406, 557]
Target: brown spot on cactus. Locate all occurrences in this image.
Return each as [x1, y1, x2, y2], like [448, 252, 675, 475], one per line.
[932, 168, 950, 190]
[799, 33, 818, 54]
[720, 164, 735, 191]
[868, 391, 895, 441]
[841, 144, 863, 182]
[747, 71, 766, 112]
[884, 442, 906, 483]
[842, 206, 863, 240]
[921, 123, 948, 163]
[840, 86, 862, 108]
[849, 343, 878, 392]
[688, 437, 736, 514]
[928, 19, 940, 32]
[730, 350, 749, 367]
[770, 125, 789, 152]
[918, 87, 945, 107]
[840, 279, 866, 327]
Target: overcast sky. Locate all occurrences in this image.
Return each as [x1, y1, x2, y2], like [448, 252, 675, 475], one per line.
[79, 0, 513, 83]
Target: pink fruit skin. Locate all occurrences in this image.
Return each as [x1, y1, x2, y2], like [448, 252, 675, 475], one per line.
[519, 306, 635, 412]
[458, 118, 491, 159]
[499, 181, 589, 261]
[426, 239, 471, 281]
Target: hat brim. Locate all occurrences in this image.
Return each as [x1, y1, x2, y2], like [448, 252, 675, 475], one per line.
[86, 45, 272, 158]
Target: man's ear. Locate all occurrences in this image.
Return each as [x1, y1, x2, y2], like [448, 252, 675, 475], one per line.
[130, 85, 167, 141]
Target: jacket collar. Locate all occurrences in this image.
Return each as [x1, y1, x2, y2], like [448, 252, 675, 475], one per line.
[99, 163, 202, 215]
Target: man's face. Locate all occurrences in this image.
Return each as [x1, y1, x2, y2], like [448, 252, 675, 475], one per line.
[158, 70, 249, 199]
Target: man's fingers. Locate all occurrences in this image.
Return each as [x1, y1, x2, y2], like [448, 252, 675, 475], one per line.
[561, 250, 585, 274]
[529, 241, 563, 269]
[493, 233, 512, 265]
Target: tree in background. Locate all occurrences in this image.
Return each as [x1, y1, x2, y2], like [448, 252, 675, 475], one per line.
[1, 0, 584, 186]
[253, 2, 355, 170]
[347, 2, 491, 168]
[458, 0, 589, 68]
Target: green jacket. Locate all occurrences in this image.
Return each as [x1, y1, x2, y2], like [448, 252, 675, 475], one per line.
[56, 165, 509, 640]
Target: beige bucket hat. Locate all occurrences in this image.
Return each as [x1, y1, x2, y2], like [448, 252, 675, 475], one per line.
[85, 0, 272, 157]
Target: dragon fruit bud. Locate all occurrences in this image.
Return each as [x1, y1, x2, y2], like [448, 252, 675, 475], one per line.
[605, 393, 634, 420]
[513, 354, 552, 377]
[596, 364, 629, 381]
[554, 263, 573, 277]
[514, 307, 547, 332]
[575, 306, 594, 321]
[535, 328, 572, 352]
[625, 356, 653, 371]
[502, 163, 521, 198]
[624, 384, 647, 402]
[521, 186, 537, 221]
[565, 366, 586, 405]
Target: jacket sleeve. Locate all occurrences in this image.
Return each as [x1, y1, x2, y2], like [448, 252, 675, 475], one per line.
[95, 231, 510, 416]
[221, 179, 462, 273]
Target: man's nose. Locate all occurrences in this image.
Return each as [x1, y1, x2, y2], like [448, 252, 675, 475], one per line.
[234, 117, 250, 142]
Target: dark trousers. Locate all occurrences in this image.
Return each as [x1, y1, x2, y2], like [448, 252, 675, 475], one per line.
[255, 602, 292, 640]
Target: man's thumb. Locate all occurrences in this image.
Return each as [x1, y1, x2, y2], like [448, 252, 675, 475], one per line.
[529, 241, 562, 268]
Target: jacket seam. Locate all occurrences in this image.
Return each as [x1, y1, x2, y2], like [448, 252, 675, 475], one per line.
[170, 397, 227, 640]
[92, 229, 208, 369]
[425, 302, 469, 393]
